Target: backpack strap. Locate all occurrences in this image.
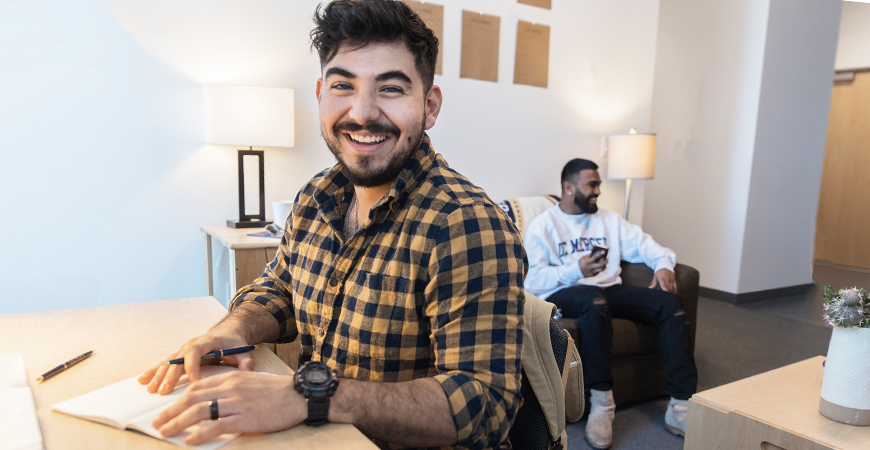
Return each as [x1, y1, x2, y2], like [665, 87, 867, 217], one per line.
[561, 332, 585, 423]
[522, 294, 566, 443]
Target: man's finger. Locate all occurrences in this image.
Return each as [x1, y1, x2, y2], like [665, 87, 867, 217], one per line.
[148, 363, 171, 393]
[157, 398, 214, 437]
[184, 346, 209, 383]
[222, 354, 255, 371]
[159, 364, 189, 395]
[184, 414, 245, 446]
[154, 384, 226, 430]
[649, 277, 659, 289]
[138, 366, 158, 385]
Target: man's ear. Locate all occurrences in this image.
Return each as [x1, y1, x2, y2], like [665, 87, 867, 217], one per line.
[562, 181, 573, 196]
[423, 85, 443, 130]
[315, 78, 323, 104]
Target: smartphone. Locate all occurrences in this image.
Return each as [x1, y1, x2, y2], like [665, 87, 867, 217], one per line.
[591, 244, 609, 259]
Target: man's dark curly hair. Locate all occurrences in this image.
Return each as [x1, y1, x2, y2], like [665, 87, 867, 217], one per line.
[311, 0, 439, 92]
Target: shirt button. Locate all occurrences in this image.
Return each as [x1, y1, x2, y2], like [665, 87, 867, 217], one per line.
[318, 328, 325, 337]
[329, 277, 338, 287]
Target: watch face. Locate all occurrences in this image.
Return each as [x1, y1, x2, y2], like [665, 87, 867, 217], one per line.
[306, 366, 331, 386]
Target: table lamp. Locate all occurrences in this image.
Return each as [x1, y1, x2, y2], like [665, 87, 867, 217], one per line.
[608, 128, 656, 219]
[204, 84, 295, 228]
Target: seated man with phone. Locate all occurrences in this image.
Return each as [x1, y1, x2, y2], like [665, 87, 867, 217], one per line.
[523, 158, 697, 449]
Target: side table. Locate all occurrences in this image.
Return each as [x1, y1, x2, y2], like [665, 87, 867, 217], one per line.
[201, 225, 300, 369]
[686, 356, 870, 450]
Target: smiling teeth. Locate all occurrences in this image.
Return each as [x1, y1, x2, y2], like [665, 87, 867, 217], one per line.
[350, 134, 387, 144]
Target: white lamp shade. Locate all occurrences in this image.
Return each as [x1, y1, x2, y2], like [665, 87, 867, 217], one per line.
[204, 84, 295, 148]
[608, 133, 656, 180]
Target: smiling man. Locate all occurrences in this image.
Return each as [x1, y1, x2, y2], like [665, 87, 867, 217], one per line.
[137, 1, 526, 449]
[523, 158, 697, 449]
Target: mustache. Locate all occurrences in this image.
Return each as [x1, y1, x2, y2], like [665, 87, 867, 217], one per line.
[334, 121, 400, 136]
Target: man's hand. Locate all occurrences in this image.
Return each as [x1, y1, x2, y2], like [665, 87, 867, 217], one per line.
[578, 253, 607, 278]
[649, 269, 677, 293]
[138, 303, 279, 395]
[152, 371, 305, 446]
[137, 327, 253, 395]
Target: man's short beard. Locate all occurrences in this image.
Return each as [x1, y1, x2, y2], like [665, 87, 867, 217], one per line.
[574, 192, 598, 214]
[323, 119, 425, 188]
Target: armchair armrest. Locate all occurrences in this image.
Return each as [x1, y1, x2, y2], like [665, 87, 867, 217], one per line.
[619, 261, 700, 348]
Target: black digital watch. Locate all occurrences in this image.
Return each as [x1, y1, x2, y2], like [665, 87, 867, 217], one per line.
[294, 361, 339, 426]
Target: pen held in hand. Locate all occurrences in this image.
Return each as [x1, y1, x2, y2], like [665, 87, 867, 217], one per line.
[160, 345, 258, 365]
[37, 350, 95, 382]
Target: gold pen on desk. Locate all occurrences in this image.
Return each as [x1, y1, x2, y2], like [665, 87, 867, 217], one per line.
[37, 350, 95, 382]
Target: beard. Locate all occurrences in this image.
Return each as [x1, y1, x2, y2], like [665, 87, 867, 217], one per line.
[323, 118, 425, 188]
[574, 191, 598, 214]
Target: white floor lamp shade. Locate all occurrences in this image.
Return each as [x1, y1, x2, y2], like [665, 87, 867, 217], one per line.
[608, 130, 656, 219]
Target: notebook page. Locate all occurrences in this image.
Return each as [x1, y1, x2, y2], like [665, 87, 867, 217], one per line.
[53, 365, 237, 447]
[126, 409, 238, 450]
[0, 353, 44, 450]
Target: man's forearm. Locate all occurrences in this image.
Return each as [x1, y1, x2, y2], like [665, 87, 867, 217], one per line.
[218, 302, 281, 344]
[328, 377, 456, 447]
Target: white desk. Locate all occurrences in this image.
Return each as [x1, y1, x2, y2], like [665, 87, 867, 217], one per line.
[0, 297, 376, 450]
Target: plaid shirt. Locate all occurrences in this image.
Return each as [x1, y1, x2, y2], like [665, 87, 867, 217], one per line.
[231, 136, 526, 449]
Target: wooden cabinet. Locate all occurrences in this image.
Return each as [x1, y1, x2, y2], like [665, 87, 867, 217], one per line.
[201, 226, 301, 369]
[686, 356, 869, 450]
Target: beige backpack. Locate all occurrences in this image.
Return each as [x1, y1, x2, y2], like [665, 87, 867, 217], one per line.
[508, 293, 584, 449]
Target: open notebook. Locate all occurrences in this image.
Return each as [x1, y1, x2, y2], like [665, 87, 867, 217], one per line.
[53, 365, 239, 450]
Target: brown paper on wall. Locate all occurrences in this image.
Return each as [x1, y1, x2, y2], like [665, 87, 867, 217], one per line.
[403, 1, 444, 75]
[460, 11, 500, 83]
[514, 21, 550, 88]
[518, 0, 552, 9]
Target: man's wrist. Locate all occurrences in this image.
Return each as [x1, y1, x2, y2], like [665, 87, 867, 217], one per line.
[327, 379, 358, 425]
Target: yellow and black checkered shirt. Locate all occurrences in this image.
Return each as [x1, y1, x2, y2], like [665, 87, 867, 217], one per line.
[231, 136, 526, 449]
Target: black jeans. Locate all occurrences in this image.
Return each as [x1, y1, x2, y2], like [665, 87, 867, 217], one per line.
[548, 284, 698, 400]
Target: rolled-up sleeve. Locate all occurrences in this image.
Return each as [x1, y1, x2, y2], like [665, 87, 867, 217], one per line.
[427, 202, 527, 449]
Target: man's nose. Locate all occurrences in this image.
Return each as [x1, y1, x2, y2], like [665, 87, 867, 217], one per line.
[348, 91, 380, 124]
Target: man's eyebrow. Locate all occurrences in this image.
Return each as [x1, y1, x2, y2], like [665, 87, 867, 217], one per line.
[375, 70, 412, 84]
[324, 67, 355, 79]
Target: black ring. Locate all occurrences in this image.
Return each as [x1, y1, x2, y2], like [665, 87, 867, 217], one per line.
[208, 399, 219, 420]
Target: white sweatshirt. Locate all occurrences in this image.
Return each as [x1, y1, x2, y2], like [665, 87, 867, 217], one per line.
[524, 205, 676, 299]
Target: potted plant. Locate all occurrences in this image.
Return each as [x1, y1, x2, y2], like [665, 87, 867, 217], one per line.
[819, 285, 870, 425]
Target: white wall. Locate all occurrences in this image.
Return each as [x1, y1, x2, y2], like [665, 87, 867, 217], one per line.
[644, 0, 840, 294]
[738, 0, 840, 293]
[644, 0, 771, 293]
[836, 1, 870, 70]
[0, 0, 662, 313]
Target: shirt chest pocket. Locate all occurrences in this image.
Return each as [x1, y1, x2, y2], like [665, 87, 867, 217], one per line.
[347, 272, 421, 364]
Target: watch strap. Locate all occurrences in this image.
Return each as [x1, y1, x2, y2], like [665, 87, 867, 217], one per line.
[305, 396, 331, 426]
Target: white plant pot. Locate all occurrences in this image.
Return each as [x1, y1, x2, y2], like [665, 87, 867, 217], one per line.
[820, 326, 870, 425]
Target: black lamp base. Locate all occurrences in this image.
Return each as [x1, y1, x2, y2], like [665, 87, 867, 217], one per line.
[227, 219, 272, 229]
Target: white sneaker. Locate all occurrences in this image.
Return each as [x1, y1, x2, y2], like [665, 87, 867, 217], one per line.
[585, 389, 615, 449]
[664, 397, 688, 436]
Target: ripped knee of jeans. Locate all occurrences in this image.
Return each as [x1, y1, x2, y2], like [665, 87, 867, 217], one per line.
[674, 309, 690, 325]
[591, 297, 609, 315]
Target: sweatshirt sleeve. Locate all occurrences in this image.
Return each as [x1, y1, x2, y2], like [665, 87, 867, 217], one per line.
[523, 221, 583, 296]
[617, 215, 676, 273]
